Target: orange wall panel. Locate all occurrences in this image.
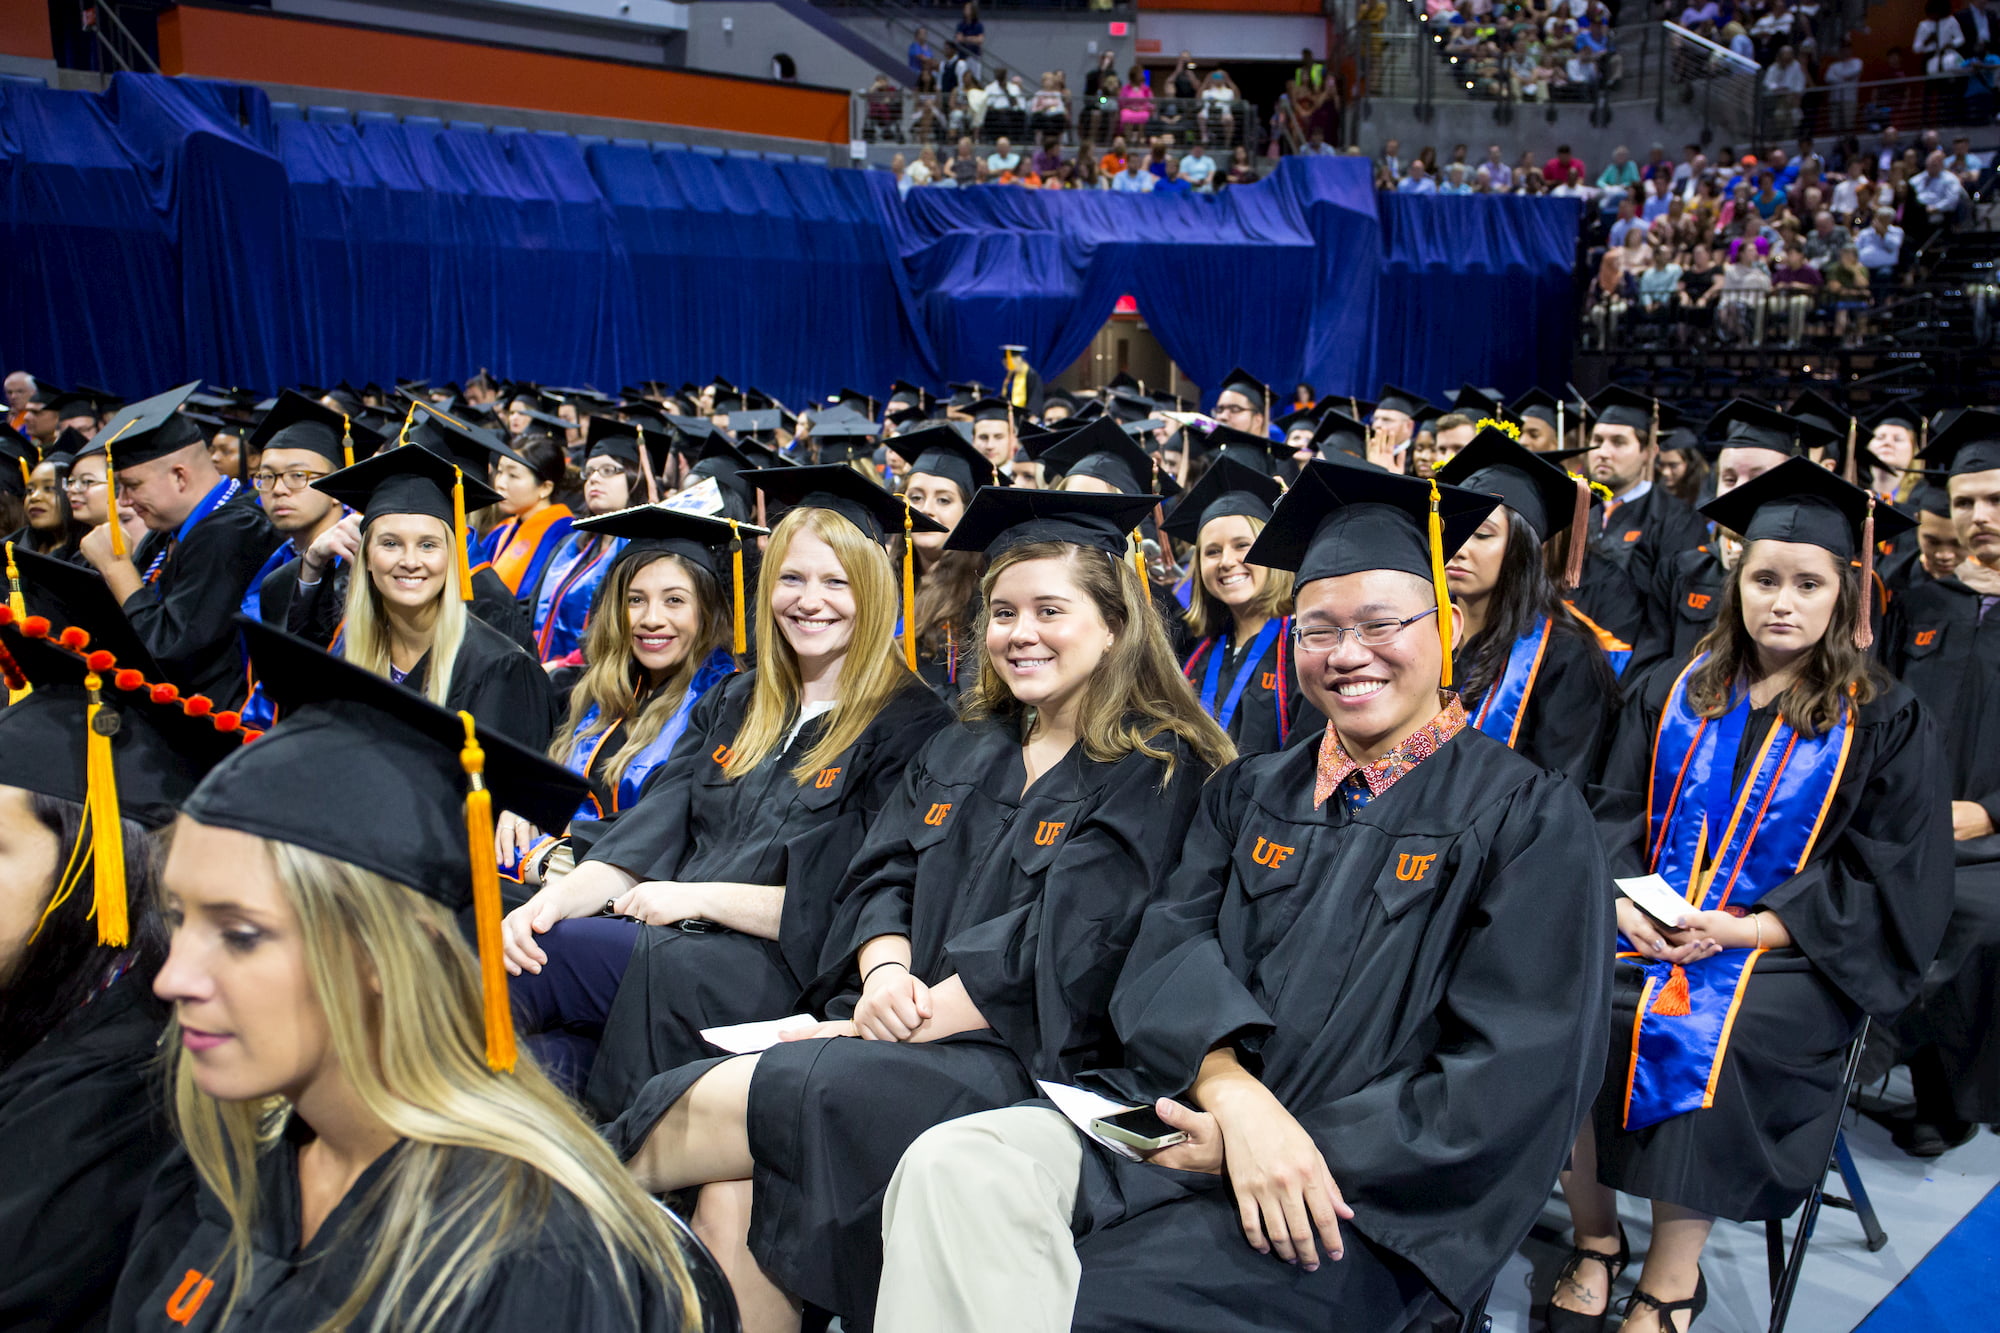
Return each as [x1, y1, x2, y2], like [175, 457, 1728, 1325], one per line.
[157, 5, 848, 143]
[0, 4, 53, 60]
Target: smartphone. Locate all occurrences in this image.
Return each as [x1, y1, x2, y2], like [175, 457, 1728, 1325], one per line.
[1090, 1105, 1188, 1152]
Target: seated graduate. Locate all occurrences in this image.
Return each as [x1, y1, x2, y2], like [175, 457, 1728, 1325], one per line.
[532, 418, 647, 663]
[10, 446, 90, 565]
[238, 390, 390, 629]
[500, 466, 955, 1114]
[0, 572, 249, 1332]
[1432, 427, 1619, 785]
[1163, 456, 1304, 755]
[603, 488, 1235, 1332]
[293, 444, 558, 749]
[874, 464, 1616, 1333]
[109, 620, 699, 1331]
[1551, 459, 1950, 1333]
[885, 426, 1002, 705]
[499, 507, 751, 889]
[476, 433, 574, 604]
[1883, 410, 2000, 1156]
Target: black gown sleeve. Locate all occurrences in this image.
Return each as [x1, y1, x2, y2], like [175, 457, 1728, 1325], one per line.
[580, 681, 729, 878]
[1519, 625, 1618, 787]
[1589, 666, 1674, 879]
[121, 504, 281, 699]
[947, 743, 1208, 1078]
[1755, 690, 1955, 1019]
[800, 745, 933, 1011]
[284, 560, 347, 647]
[471, 565, 538, 655]
[448, 623, 559, 750]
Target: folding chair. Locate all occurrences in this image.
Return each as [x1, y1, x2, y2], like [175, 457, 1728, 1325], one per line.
[1762, 1018, 1888, 1333]
[655, 1198, 743, 1333]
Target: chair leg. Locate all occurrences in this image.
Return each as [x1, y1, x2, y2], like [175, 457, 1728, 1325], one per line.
[1765, 1218, 1786, 1299]
[1831, 1131, 1889, 1252]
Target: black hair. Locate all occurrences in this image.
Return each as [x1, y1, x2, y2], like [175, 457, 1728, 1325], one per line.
[1458, 506, 1615, 706]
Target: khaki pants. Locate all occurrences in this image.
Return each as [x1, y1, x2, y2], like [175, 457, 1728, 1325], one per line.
[877, 1107, 1084, 1333]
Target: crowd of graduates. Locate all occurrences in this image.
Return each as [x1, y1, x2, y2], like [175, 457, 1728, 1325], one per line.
[0, 358, 1996, 1333]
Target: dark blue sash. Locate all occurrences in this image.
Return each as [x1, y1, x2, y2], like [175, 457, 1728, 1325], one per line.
[1469, 614, 1551, 749]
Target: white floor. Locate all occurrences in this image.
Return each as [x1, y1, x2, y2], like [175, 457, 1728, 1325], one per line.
[1492, 1112, 2000, 1332]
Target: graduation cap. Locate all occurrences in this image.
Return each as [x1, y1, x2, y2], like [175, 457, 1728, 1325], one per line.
[1274, 405, 1325, 439]
[1215, 367, 1273, 417]
[1035, 418, 1180, 498]
[1509, 387, 1584, 439]
[968, 396, 1020, 426]
[1585, 385, 1677, 440]
[581, 416, 644, 469]
[886, 379, 931, 411]
[1447, 384, 1507, 419]
[947, 381, 988, 409]
[1038, 388, 1078, 419]
[887, 404, 934, 433]
[188, 616, 587, 1070]
[1195, 421, 1297, 483]
[886, 425, 1000, 499]
[807, 408, 880, 460]
[0, 422, 37, 491]
[1107, 372, 1142, 393]
[728, 409, 792, 441]
[571, 504, 766, 659]
[1913, 483, 1952, 518]
[1432, 428, 1593, 587]
[1917, 407, 2000, 479]
[1701, 399, 1837, 460]
[1373, 384, 1432, 422]
[34, 389, 101, 422]
[75, 382, 205, 470]
[685, 436, 759, 521]
[1160, 456, 1283, 545]
[310, 444, 502, 604]
[1104, 390, 1159, 426]
[401, 402, 529, 476]
[1246, 462, 1501, 688]
[744, 464, 941, 545]
[1700, 457, 1914, 649]
[1307, 407, 1378, 467]
[247, 389, 387, 471]
[828, 388, 880, 418]
[1785, 389, 1854, 451]
[944, 487, 1158, 562]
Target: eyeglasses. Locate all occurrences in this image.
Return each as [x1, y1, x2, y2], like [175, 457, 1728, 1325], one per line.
[582, 462, 629, 482]
[1293, 607, 1438, 654]
[251, 469, 330, 492]
[62, 475, 106, 493]
[1213, 402, 1255, 417]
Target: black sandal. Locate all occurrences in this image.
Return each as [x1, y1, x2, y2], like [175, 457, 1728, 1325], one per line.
[1619, 1266, 1708, 1333]
[1545, 1223, 1630, 1333]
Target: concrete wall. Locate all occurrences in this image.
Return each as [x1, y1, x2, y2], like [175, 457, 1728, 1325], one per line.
[274, 0, 686, 64]
[1136, 13, 1334, 64]
[681, 5, 885, 90]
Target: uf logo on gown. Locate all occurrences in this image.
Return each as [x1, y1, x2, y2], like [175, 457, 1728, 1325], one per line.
[1915, 629, 1939, 647]
[712, 744, 735, 766]
[1686, 592, 1711, 611]
[1251, 837, 1294, 867]
[1260, 672, 1277, 690]
[1396, 852, 1438, 882]
[166, 1269, 213, 1325]
[924, 802, 952, 825]
[1034, 821, 1066, 845]
[815, 767, 842, 789]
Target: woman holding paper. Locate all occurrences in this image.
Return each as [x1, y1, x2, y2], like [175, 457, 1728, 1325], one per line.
[599, 490, 1233, 1333]
[1546, 459, 1951, 1333]
[500, 468, 953, 1115]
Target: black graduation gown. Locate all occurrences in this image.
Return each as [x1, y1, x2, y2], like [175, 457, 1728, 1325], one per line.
[1052, 725, 1612, 1326]
[576, 670, 952, 1118]
[0, 971, 172, 1333]
[272, 554, 536, 654]
[1628, 544, 1727, 686]
[603, 721, 1211, 1326]
[1883, 576, 2000, 1119]
[109, 1123, 684, 1332]
[1454, 616, 1618, 787]
[1573, 485, 1707, 650]
[912, 589, 982, 710]
[1185, 622, 1309, 758]
[123, 490, 282, 709]
[1588, 671, 1953, 1218]
[397, 615, 559, 750]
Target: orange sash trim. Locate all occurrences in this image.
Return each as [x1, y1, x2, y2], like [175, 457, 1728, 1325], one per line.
[488, 505, 572, 594]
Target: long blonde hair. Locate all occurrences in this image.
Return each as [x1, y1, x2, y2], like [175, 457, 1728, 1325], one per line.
[340, 516, 468, 709]
[725, 505, 917, 781]
[552, 549, 732, 792]
[963, 541, 1234, 782]
[168, 841, 699, 1332]
[1179, 512, 1296, 640]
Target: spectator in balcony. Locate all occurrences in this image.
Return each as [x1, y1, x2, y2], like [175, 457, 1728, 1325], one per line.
[1198, 68, 1241, 145]
[984, 71, 1028, 142]
[947, 135, 983, 188]
[1770, 238, 1825, 344]
[1155, 94, 1190, 144]
[1857, 204, 1905, 277]
[1802, 208, 1851, 266]
[1168, 52, 1200, 105]
[1099, 133, 1130, 179]
[1763, 45, 1809, 135]
[867, 74, 903, 143]
[1439, 162, 1475, 194]
[1483, 143, 1515, 189]
[1752, 0, 1802, 59]
[1399, 159, 1440, 194]
[1029, 73, 1068, 141]
[1915, 0, 1967, 73]
[1915, 148, 1971, 235]
[909, 68, 944, 144]
[1680, 0, 1721, 27]
[1145, 137, 1170, 179]
[1751, 169, 1787, 219]
[1154, 156, 1194, 197]
[1598, 144, 1639, 201]
[1509, 40, 1552, 101]
[1112, 153, 1155, 193]
[1081, 74, 1119, 146]
[1717, 235, 1775, 341]
[1641, 173, 1676, 221]
[1225, 144, 1258, 188]
[1636, 244, 1686, 337]
[905, 145, 938, 189]
[1180, 142, 1217, 191]
[953, 2, 985, 64]
[1118, 65, 1154, 135]
[1031, 133, 1063, 180]
[1824, 37, 1865, 131]
[1607, 196, 1647, 247]
[1546, 143, 1587, 186]
[986, 135, 1022, 179]
[1723, 19, 1756, 61]
[1825, 243, 1872, 343]
[1380, 137, 1405, 180]
[908, 26, 935, 77]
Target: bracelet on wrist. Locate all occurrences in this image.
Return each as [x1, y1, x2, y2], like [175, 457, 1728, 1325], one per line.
[862, 959, 908, 987]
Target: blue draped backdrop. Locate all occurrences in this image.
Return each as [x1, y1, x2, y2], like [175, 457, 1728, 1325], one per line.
[1, 74, 1578, 408]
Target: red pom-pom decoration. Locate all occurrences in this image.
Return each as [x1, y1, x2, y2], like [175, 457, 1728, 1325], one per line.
[242, 729, 265, 743]
[114, 669, 145, 692]
[212, 711, 242, 733]
[58, 627, 90, 649]
[21, 616, 50, 638]
[85, 650, 116, 673]
[183, 696, 213, 718]
[0, 605, 14, 626]
[151, 684, 179, 704]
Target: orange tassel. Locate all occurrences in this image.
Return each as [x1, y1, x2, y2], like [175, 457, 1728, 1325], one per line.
[1428, 480, 1454, 689]
[341, 413, 355, 470]
[1564, 477, 1589, 590]
[458, 711, 515, 1072]
[451, 466, 474, 603]
[728, 520, 747, 658]
[1650, 964, 1692, 1017]
[1854, 497, 1876, 651]
[83, 666, 129, 947]
[98, 418, 138, 562]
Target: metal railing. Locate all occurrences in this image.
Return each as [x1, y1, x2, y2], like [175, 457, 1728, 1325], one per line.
[1749, 69, 2000, 150]
[79, 1, 161, 75]
[853, 87, 1257, 153]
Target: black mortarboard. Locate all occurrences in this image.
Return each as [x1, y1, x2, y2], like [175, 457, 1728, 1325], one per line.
[728, 409, 792, 441]
[1509, 387, 1582, 432]
[1035, 418, 1180, 497]
[810, 416, 881, 465]
[1373, 384, 1432, 420]
[1274, 405, 1325, 437]
[401, 402, 529, 476]
[1586, 385, 1677, 437]
[1308, 407, 1376, 465]
[1160, 456, 1283, 545]
[969, 396, 1018, 425]
[1107, 372, 1141, 393]
[571, 503, 764, 655]
[0, 422, 37, 489]
[582, 416, 643, 468]
[1216, 367, 1273, 414]
[1703, 399, 1836, 458]
[1914, 483, 1952, 517]
[745, 464, 944, 543]
[1785, 389, 1853, 446]
[829, 388, 880, 418]
[23, 383, 65, 412]
[1866, 399, 1927, 435]
[887, 424, 1000, 498]
[887, 379, 931, 409]
[1700, 456, 1914, 561]
[1918, 408, 2000, 478]
[1039, 388, 1078, 417]
[36, 390, 100, 421]
[1196, 421, 1298, 482]
[944, 487, 1157, 559]
[888, 404, 934, 431]
[74, 382, 205, 469]
[247, 389, 387, 470]
[311, 442, 502, 536]
[1448, 384, 1507, 419]
[1432, 428, 1588, 546]
[74, 384, 124, 414]
[685, 436, 758, 519]
[10, 547, 159, 677]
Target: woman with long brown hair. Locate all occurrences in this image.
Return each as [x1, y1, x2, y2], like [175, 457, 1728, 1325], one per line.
[501, 468, 954, 1113]
[1546, 459, 1950, 1333]
[886, 425, 999, 703]
[604, 489, 1233, 1333]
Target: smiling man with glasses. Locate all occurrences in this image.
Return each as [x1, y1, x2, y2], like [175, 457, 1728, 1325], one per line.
[876, 461, 1614, 1333]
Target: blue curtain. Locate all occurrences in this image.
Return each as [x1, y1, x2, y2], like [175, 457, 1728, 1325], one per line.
[0, 74, 1576, 408]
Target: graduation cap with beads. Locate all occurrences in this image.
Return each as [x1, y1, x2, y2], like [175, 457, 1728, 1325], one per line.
[572, 505, 767, 660]
[1246, 462, 1500, 689]
[190, 616, 589, 1071]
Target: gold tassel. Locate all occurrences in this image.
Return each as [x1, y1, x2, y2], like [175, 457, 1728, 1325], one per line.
[1428, 480, 1454, 690]
[1855, 497, 1877, 651]
[341, 413, 355, 470]
[451, 466, 474, 603]
[6, 540, 24, 623]
[14, 457, 26, 490]
[901, 503, 918, 672]
[98, 418, 138, 562]
[83, 667, 128, 947]
[1131, 530, 1147, 589]
[458, 712, 515, 1072]
[728, 520, 747, 658]
[1651, 964, 1692, 1016]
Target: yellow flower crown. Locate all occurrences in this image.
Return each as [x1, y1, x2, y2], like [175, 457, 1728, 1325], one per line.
[1475, 416, 1521, 440]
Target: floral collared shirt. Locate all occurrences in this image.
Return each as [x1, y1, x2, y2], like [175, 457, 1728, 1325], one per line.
[1313, 693, 1469, 811]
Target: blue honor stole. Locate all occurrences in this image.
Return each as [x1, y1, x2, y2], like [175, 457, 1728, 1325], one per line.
[1184, 616, 1290, 743]
[1621, 656, 1853, 1130]
[1469, 614, 1551, 749]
